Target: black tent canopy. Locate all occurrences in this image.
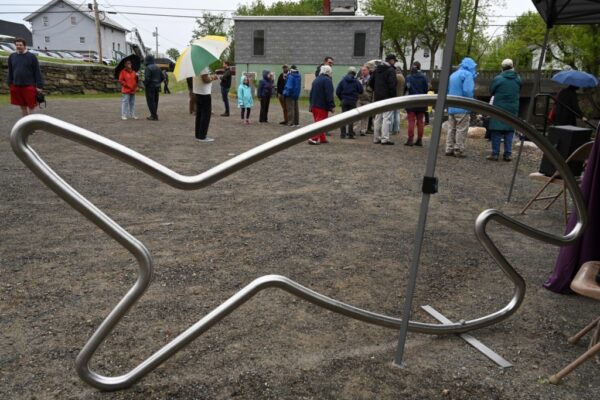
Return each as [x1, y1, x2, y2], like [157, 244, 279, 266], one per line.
[532, 0, 600, 26]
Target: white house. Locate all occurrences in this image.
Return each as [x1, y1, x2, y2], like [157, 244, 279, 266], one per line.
[24, 0, 128, 60]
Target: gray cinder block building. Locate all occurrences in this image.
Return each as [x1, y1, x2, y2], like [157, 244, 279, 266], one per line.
[233, 15, 383, 94]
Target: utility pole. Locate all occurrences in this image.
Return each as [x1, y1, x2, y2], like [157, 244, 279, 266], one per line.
[153, 27, 158, 56]
[92, 0, 103, 63]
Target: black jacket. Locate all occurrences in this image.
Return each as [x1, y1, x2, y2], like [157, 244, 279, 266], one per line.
[276, 72, 287, 95]
[554, 86, 583, 126]
[220, 67, 232, 89]
[369, 63, 397, 101]
[143, 55, 163, 89]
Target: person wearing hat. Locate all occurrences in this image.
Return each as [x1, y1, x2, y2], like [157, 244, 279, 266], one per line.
[335, 66, 363, 139]
[283, 65, 301, 126]
[369, 54, 398, 145]
[308, 65, 335, 144]
[276, 65, 289, 124]
[446, 56, 477, 157]
[487, 58, 521, 161]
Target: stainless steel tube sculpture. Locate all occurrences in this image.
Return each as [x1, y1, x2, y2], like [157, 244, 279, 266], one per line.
[10, 95, 587, 391]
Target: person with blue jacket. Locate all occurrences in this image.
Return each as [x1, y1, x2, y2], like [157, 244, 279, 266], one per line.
[335, 66, 363, 138]
[404, 62, 429, 146]
[283, 65, 301, 126]
[257, 70, 274, 123]
[487, 59, 521, 161]
[308, 65, 335, 144]
[237, 75, 254, 125]
[446, 57, 477, 158]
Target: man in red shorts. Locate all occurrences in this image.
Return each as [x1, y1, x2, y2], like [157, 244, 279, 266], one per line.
[6, 37, 44, 116]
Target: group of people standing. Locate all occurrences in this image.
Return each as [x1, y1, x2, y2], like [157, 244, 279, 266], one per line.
[1, 36, 531, 164]
[307, 54, 432, 146]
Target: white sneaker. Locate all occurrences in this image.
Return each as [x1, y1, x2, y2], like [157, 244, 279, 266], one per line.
[196, 137, 215, 143]
[121, 116, 127, 120]
[131, 115, 139, 120]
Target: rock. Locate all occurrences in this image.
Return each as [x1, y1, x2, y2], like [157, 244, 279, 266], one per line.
[468, 126, 487, 139]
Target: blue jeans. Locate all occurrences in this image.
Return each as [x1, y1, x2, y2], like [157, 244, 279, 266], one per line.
[121, 93, 135, 118]
[221, 86, 230, 114]
[390, 109, 400, 133]
[490, 130, 514, 156]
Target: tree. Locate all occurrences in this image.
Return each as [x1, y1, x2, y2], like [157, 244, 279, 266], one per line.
[363, 0, 494, 72]
[363, 0, 421, 73]
[479, 11, 600, 75]
[192, 12, 228, 39]
[166, 48, 180, 61]
[236, 0, 322, 16]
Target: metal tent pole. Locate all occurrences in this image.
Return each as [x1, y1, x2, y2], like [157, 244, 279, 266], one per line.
[506, 27, 550, 203]
[393, 0, 463, 367]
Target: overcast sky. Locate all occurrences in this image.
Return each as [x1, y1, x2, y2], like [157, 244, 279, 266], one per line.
[1, 0, 538, 54]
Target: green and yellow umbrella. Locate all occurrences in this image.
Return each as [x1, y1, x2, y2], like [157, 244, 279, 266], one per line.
[173, 35, 230, 81]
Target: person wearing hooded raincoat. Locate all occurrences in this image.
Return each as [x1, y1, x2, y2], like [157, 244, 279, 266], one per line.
[257, 70, 274, 123]
[143, 54, 164, 120]
[237, 75, 254, 124]
[283, 65, 302, 126]
[487, 59, 521, 161]
[446, 57, 477, 157]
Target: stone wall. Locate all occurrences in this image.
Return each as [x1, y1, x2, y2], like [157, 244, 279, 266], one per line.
[0, 56, 119, 95]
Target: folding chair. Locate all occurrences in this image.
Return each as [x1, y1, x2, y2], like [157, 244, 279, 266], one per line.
[520, 141, 594, 225]
[549, 261, 600, 384]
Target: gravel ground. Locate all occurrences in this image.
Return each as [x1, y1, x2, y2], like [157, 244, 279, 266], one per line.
[1, 93, 598, 399]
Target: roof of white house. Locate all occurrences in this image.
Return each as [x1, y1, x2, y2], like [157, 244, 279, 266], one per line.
[24, 0, 127, 32]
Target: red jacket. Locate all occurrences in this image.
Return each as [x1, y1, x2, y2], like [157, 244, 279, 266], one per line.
[119, 69, 138, 94]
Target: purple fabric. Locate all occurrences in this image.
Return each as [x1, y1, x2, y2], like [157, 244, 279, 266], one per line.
[544, 130, 600, 293]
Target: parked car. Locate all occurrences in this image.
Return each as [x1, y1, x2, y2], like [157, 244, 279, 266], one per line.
[0, 43, 14, 53]
[0, 42, 16, 51]
[66, 51, 84, 59]
[56, 51, 78, 60]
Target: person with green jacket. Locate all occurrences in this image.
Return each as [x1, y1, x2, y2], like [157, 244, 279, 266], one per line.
[487, 59, 521, 161]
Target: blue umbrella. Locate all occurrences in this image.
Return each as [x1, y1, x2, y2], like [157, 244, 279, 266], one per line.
[552, 70, 599, 88]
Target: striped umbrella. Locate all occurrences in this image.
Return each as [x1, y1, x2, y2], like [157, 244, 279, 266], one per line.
[173, 35, 230, 81]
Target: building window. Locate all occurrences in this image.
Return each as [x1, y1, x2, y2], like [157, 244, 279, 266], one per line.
[43, 16, 48, 26]
[44, 36, 50, 43]
[117, 43, 120, 51]
[253, 30, 264, 56]
[71, 16, 76, 25]
[112, 42, 115, 50]
[80, 37, 85, 44]
[353, 32, 366, 57]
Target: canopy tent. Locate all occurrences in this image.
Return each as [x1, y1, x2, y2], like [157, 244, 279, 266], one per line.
[532, 0, 600, 27]
[506, 0, 600, 202]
